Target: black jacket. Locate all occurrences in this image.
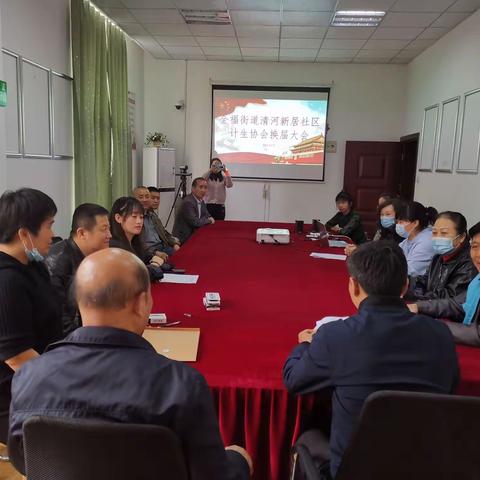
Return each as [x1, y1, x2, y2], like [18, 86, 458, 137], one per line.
[283, 295, 459, 478]
[109, 238, 163, 282]
[410, 241, 477, 319]
[45, 238, 85, 336]
[9, 327, 249, 479]
[373, 224, 403, 243]
[0, 253, 62, 441]
[325, 210, 366, 245]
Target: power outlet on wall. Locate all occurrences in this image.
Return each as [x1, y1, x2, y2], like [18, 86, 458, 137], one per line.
[326, 140, 337, 153]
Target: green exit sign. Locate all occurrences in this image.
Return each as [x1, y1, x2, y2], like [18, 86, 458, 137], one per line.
[0, 80, 6, 107]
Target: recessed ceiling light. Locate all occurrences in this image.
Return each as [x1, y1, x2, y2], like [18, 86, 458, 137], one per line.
[331, 10, 386, 27]
[180, 9, 231, 25]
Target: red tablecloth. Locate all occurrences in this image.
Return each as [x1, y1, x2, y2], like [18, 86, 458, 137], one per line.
[150, 221, 480, 480]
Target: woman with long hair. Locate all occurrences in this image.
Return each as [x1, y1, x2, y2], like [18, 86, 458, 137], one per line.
[109, 197, 164, 281]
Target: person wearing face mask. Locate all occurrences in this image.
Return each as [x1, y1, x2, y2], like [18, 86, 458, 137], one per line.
[407, 212, 477, 317]
[373, 199, 403, 243]
[396, 201, 437, 276]
[202, 157, 233, 221]
[0, 188, 63, 443]
[344, 199, 402, 257]
[442, 222, 480, 346]
[109, 197, 164, 282]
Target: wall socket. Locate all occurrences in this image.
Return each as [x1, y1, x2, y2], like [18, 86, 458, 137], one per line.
[326, 140, 337, 153]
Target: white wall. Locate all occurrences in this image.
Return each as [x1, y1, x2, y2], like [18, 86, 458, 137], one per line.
[144, 56, 186, 169]
[126, 38, 145, 188]
[1, 0, 72, 237]
[145, 59, 407, 222]
[404, 9, 480, 227]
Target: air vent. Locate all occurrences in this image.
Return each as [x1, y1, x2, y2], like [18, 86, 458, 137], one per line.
[180, 9, 231, 25]
[331, 10, 385, 27]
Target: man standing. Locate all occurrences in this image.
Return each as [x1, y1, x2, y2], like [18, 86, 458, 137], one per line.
[9, 249, 252, 480]
[173, 178, 214, 244]
[133, 186, 180, 257]
[46, 203, 111, 336]
[283, 241, 459, 479]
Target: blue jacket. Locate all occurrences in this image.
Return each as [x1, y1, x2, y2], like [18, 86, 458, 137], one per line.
[9, 326, 248, 480]
[283, 295, 459, 477]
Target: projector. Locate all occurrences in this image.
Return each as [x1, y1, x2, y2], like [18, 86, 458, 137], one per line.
[256, 228, 290, 244]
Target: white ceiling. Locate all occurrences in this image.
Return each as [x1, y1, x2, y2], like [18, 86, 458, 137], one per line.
[92, 0, 480, 63]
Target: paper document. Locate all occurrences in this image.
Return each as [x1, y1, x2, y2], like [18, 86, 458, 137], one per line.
[314, 316, 349, 332]
[328, 240, 349, 248]
[310, 252, 347, 261]
[160, 274, 199, 284]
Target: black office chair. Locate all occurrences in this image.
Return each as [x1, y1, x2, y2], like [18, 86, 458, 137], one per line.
[15, 416, 189, 480]
[295, 390, 480, 480]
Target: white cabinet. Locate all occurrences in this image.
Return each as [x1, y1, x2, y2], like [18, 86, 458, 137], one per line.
[143, 147, 176, 227]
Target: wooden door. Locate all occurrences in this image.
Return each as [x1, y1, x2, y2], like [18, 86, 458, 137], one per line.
[343, 141, 402, 238]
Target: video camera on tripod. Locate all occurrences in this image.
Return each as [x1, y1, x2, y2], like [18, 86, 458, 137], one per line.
[167, 165, 193, 225]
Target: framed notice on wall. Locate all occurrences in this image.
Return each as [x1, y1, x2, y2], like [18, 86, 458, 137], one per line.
[418, 104, 439, 172]
[457, 88, 480, 174]
[436, 96, 459, 173]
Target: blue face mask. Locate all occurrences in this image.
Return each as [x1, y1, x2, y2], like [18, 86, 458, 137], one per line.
[431, 236, 459, 255]
[22, 233, 45, 262]
[395, 223, 410, 239]
[380, 216, 395, 229]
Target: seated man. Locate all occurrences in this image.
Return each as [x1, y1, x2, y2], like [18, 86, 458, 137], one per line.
[283, 241, 459, 479]
[173, 177, 214, 244]
[9, 249, 252, 479]
[442, 221, 480, 346]
[45, 203, 111, 336]
[133, 186, 180, 257]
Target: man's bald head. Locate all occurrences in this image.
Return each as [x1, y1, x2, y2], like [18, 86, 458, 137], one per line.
[133, 186, 151, 210]
[74, 249, 151, 333]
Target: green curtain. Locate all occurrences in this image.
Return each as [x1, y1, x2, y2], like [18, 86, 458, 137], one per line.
[72, 0, 111, 207]
[71, 0, 131, 208]
[107, 23, 131, 201]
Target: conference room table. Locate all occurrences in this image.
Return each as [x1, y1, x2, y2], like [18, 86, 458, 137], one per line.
[150, 221, 480, 480]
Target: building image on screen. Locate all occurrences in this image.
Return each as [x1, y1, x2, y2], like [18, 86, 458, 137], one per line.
[212, 86, 330, 182]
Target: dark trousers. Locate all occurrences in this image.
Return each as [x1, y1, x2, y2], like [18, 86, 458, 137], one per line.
[206, 204, 226, 221]
[293, 429, 332, 480]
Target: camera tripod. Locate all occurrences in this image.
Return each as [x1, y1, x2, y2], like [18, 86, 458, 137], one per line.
[166, 170, 192, 226]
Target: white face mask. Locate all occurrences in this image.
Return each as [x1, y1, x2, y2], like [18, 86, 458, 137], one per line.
[21, 232, 44, 262]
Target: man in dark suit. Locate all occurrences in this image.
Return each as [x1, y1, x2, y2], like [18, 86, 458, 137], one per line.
[283, 241, 459, 479]
[173, 177, 214, 244]
[9, 248, 252, 480]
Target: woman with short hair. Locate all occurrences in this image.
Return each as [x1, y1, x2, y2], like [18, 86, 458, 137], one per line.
[0, 188, 62, 442]
[396, 201, 437, 276]
[325, 191, 366, 245]
[407, 211, 477, 317]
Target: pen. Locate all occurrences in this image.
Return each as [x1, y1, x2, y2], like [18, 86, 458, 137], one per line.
[163, 321, 181, 327]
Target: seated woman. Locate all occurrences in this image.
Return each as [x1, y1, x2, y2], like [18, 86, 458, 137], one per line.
[109, 197, 164, 281]
[442, 221, 480, 346]
[407, 212, 477, 318]
[345, 198, 402, 256]
[0, 188, 63, 442]
[373, 198, 403, 243]
[396, 201, 436, 276]
[325, 191, 366, 245]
